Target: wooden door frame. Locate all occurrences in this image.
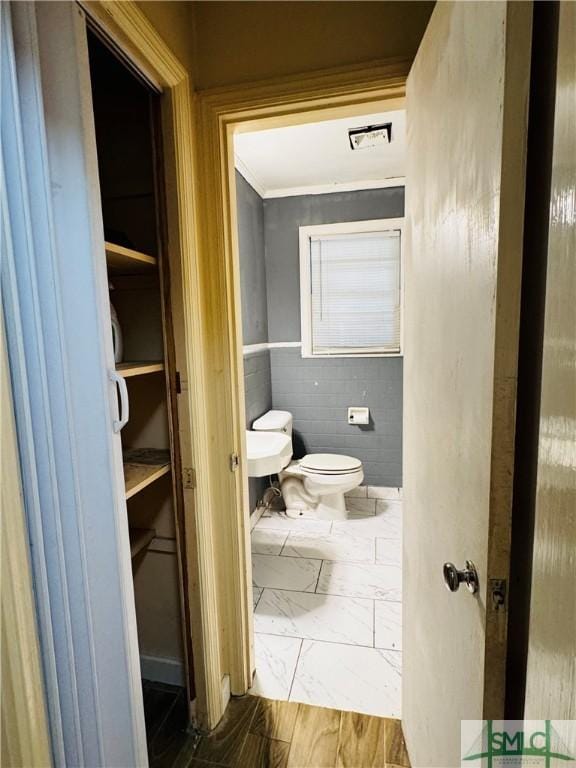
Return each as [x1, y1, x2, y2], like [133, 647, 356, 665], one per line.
[1, 320, 52, 767]
[81, 0, 223, 729]
[194, 58, 409, 702]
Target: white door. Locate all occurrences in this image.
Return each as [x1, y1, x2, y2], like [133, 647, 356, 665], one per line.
[403, 3, 532, 766]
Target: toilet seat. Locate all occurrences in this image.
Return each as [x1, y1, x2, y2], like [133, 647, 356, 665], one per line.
[298, 453, 362, 476]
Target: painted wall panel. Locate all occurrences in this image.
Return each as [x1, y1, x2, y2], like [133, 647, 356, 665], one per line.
[136, 1, 195, 82]
[191, 1, 434, 90]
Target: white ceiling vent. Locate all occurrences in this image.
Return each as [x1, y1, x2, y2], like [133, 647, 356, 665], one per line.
[348, 122, 392, 150]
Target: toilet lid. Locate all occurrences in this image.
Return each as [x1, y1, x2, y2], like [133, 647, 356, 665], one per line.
[300, 453, 362, 474]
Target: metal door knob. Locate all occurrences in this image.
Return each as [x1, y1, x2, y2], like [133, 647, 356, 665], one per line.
[443, 560, 479, 594]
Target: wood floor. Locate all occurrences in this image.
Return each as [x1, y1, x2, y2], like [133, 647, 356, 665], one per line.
[144, 684, 411, 768]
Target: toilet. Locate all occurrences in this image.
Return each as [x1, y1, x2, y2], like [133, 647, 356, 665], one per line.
[252, 410, 364, 521]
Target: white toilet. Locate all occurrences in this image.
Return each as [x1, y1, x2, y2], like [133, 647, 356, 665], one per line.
[252, 410, 364, 521]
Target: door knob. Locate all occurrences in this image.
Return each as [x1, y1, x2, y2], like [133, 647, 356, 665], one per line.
[443, 560, 479, 594]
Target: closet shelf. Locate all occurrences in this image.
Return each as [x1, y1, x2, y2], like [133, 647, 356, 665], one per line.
[116, 361, 164, 378]
[105, 241, 157, 274]
[124, 448, 171, 499]
[129, 527, 156, 559]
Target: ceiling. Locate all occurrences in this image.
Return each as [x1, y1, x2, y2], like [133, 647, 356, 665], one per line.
[234, 109, 405, 198]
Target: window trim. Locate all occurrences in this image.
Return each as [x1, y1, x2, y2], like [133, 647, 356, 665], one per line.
[299, 218, 404, 358]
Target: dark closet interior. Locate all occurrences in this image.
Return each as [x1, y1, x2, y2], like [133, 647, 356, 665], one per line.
[87, 29, 192, 758]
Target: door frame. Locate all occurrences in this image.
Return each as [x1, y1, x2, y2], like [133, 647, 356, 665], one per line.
[81, 0, 223, 729]
[193, 58, 409, 698]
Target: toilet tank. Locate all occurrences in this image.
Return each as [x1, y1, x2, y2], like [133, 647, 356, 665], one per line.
[252, 410, 293, 437]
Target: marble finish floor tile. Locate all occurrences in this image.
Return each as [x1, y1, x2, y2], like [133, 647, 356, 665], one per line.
[345, 497, 377, 515]
[317, 561, 402, 601]
[249, 633, 302, 701]
[252, 554, 321, 593]
[375, 501, 403, 535]
[252, 587, 263, 609]
[281, 530, 375, 564]
[345, 485, 368, 498]
[375, 600, 402, 650]
[255, 513, 332, 534]
[333, 507, 402, 540]
[254, 588, 374, 646]
[290, 640, 402, 718]
[251, 528, 289, 555]
[376, 537, 402, 566]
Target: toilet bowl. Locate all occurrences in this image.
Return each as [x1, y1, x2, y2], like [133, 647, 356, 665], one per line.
[251, 410, 364, 521]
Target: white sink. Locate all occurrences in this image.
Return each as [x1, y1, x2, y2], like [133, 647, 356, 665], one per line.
[246, 431, 292, 477]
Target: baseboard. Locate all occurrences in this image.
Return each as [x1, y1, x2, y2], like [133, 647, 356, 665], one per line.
[140, 654, 185, 687]
[221, 674, 231, 712]
[345, 485, 403, 500]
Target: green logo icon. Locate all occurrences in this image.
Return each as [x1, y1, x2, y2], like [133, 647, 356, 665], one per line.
[462, 720, 575, 768]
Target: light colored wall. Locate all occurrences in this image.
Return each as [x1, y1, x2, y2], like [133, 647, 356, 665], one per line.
[191, 1, 434, 90]
[136, 1, 195, 80]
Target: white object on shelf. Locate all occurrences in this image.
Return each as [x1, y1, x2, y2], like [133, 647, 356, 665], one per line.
[348, 406, 370, 425]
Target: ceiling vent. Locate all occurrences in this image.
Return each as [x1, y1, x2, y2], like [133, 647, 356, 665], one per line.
[348, 122, 392, 150]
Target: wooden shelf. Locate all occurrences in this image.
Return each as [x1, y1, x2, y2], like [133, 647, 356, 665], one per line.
[106, 241, 157, 274]
[116, 361, 164, 378]
[123, 448, 171, 499]
[129, 527, 156, 559]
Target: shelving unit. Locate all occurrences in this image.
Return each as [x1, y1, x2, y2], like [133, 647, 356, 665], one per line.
[123, 448, 171, 499]
[129, 527, 156, 559]
[106, 241, 157, 274]
[90, 28, 191, 714]
[116, 361, 164, 378]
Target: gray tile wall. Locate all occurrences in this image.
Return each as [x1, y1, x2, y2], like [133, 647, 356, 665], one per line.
[271, 348, 402, 487]
[264, 187, 404, 342]
[237, 175, 404, 493]
[264, 188, 404, 487]
[244, 351, 273, 511]
[244, 349, 273, 426]
[237, 172, 273, 511]
[236, 171, 268, 345]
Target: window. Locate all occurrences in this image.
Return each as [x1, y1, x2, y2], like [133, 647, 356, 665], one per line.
[299, 219, 403, 357]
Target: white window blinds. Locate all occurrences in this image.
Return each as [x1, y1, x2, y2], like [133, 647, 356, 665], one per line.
[309, 230, 401, 354]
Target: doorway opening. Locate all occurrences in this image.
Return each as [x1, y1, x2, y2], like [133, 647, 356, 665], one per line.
[86, 28, 193, 751]
[233, 107, 405, 717]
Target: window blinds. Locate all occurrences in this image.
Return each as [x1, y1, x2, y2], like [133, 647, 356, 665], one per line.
[309, 230, 401, 354]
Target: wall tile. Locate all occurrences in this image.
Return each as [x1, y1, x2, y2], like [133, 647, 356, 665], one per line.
[270, 348, 402, 486]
